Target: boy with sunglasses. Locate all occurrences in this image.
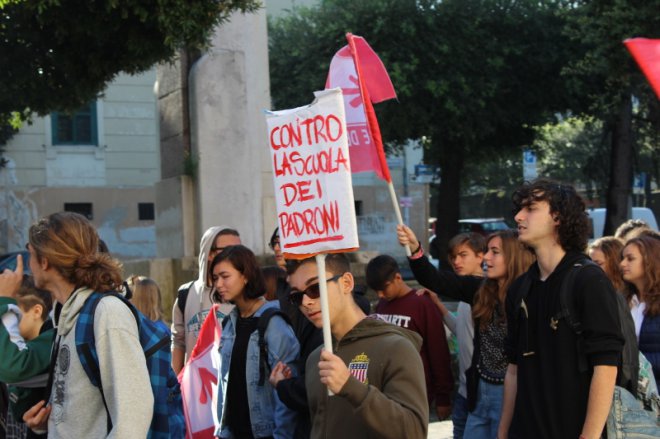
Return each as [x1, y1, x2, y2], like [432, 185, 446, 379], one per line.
[287, 253, 428, 439]
[367, 254, 453, 422]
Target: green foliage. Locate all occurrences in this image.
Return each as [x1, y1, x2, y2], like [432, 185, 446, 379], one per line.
[0, 111, 25, 166]
[0, 0, 261, 116]
[533, 117, 609, 201]
[562, 0, 660, 118]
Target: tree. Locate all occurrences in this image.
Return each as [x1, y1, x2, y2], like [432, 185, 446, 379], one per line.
[562, 0, 660, 234]
[270, 0, 573, 262]
[0, 0, 260, 116]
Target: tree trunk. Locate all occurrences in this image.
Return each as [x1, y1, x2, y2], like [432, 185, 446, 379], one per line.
[604, 95, 633, 236]
[433, 145, 463, 268]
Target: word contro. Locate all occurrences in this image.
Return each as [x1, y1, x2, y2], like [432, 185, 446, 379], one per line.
[279, 199, 340, 239]
[273, 146, 349, 178]
[270, 114, 343, 150]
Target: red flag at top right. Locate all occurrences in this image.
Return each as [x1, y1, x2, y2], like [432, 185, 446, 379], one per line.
[625, 38, 660, 100]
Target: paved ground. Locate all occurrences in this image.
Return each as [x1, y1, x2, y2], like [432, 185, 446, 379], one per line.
[428, 420, 453, 438]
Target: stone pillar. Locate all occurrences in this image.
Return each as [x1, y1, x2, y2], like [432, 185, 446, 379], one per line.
[156, 51, 197, 259]
[189, 8, 274, 254]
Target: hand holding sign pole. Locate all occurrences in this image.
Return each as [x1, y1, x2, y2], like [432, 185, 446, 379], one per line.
[266, 88, 358, 394]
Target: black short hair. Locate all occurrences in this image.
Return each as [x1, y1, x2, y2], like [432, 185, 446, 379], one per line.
[269, 227, 279, 247]
[210, 245, 264, 300]
[512, 179, 590, 252]
[365, 255, 400, 291]
[286, 253, 351, 277]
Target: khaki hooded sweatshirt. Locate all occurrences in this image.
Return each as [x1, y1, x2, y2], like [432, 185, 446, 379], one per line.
[306, 317, 428, 439]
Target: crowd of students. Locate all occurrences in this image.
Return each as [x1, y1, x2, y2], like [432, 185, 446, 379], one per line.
[0, 177, 658, 439]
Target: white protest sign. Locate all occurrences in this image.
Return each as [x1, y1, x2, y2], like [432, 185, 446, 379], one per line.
[266, 88, 359, 258]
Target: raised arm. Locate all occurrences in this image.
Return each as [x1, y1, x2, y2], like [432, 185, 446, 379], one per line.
[397, 225, 481, 303]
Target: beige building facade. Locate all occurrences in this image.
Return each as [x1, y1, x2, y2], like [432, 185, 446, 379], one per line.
[0, 71, 160, 258]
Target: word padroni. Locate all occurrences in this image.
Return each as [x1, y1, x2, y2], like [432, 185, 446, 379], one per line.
[279, 199, 342, 246]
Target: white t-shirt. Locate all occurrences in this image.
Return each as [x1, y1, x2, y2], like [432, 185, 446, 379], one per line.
[630, 294, 646, 340]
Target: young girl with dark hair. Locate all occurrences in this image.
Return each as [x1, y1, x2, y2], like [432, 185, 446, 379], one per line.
[621, 235, 660, 382]
[212, 245, 299, 439]
[398, 226, 535, 439]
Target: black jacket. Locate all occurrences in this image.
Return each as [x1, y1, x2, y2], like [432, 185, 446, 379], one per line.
[504, 252, 623, 439]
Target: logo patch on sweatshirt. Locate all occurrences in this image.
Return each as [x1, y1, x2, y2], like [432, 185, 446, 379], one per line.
[348, 352, 370, 384]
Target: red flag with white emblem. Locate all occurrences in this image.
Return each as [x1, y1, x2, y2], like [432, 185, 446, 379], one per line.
[180, 305, 222, 438]
[326, 33, 397, 181]
[625, 38, 660, 100]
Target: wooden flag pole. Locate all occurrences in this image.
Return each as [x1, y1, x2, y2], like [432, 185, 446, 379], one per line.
[315, 253, 335, 396]
[387, 181, 412, 257]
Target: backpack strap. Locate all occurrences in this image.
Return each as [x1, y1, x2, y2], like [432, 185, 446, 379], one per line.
[554, 258, 598, 373]
[512, 272, 534, 357]
[75, 291, 140, 434]
[221, 314, 230, 330]
[176, 281, 195, 316]
[256, 308, 291, 386]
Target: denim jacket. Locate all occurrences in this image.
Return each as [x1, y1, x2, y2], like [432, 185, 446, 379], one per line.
[216, 300, 300, 438]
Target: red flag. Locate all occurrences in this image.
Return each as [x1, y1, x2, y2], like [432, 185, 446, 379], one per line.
[625, 38, 660, 99]
[180, 305, 222, 439]
[326, 33, 396, 181]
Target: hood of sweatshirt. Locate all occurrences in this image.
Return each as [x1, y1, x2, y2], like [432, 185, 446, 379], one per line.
[197, 225, 230, 287]
[337, 317, 423, 352]
[56, 287, 95, 337]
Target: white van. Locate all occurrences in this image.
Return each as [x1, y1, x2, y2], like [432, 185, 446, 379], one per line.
[587, 207, 659, 240]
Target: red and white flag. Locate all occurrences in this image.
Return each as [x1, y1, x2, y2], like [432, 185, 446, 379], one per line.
[625, 38, 660, 100]
[326, 33, 397, 181]
[180, 305, 222, 439]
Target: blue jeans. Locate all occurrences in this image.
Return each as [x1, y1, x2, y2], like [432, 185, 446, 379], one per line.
[464, 379, 504, 439]
[452, 393, 469, 439]
[606, 386, 660, 438]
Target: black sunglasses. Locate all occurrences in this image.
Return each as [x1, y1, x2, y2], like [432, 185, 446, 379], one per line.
[288, 273, 343, 306]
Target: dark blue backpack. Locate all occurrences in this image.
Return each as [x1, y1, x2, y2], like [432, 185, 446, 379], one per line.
[75, 291, 185, 439]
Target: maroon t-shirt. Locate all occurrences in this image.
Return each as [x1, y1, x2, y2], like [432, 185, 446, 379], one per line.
[374, 289, 453, 406]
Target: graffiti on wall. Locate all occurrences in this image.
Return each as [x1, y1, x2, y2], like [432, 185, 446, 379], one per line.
[0, 159, 38, 253]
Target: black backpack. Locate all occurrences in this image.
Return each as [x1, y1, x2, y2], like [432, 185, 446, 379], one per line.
[176, 281, 195, 315]
[221, 308, 292, 386]
[513, 258, 639, 395]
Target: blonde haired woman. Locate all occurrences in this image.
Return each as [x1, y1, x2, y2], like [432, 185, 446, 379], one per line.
[128, 275, 170, 335]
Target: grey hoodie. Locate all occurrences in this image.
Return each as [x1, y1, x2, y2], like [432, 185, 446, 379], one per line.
[48, 287, 153, 438]
[171, 226, 233, 359]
